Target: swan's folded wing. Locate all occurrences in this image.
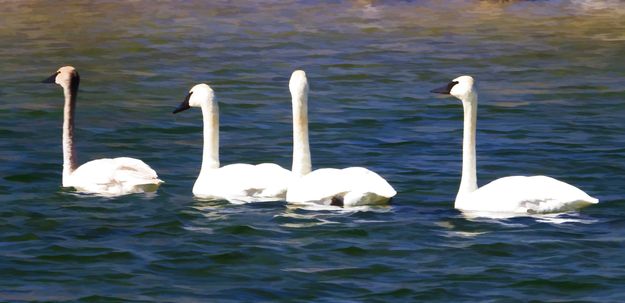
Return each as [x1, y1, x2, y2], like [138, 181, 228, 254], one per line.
[341, 167, 397, 198]
[70, 158, 117, 186]
[67, 159, 120, 194]
[110, 157, 162, 185]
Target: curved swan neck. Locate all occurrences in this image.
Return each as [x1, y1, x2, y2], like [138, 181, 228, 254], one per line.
[199, 99, 220, 174]
[62, 84, 78, 185]
[456, 91, 478, 202]
[292, 91, 312, 176]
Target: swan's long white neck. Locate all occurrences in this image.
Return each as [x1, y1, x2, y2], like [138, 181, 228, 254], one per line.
[199, 100, 220, 175]
[456, 91, 478, 203]
[62, 85, 78, 186]
[291, 90, 312, 176]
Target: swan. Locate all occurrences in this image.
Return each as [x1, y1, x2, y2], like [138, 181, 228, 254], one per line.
[42, 66, 163, 195]
[172, 83, 292, 203]
[285, 70, 397, 208]
[430, 75, 598, 214]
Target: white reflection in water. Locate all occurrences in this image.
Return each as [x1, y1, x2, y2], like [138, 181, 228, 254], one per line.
[437, 209, 596, 239]
[436, 220, 490, 239]
[460, 209, 597, 225]
[183, 225, 214, 234]
[534, 212, 598, 225]
[275, 203, 392, 228]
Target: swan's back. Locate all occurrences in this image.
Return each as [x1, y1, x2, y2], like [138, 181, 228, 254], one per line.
[286, 167, 396, 207]
[193, 163, 293, 203]
[458, 175, 598, 213]
[68, 157, 162, 195]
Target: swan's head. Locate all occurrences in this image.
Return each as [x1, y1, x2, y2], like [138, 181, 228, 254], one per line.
[289, 70, 309, 98]
[173, 83, 215, 114]
[431, 75, 475, 101]
[42, 66, 80, 92]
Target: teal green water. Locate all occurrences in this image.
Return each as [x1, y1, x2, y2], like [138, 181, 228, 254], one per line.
[2, 1, 625, 301]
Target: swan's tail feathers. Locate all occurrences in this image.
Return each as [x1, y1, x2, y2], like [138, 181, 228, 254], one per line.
[343, 191, 393, 207]
[575, 198, 598, 208]
[341, 167, 397, 199]
[562, 192, 599, 211]
[111, 158, 163, 193]
[570, 196, 599, 209]
[134, 181, 163, 193]
[551, 198, 598, 213]
[531, 196, 599, 214]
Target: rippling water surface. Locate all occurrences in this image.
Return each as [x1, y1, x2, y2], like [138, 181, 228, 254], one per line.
[2, 0, 625, 301]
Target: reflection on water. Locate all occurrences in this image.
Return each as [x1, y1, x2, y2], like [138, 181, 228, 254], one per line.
[457, 209, 599, 224]
[533, 212, 599, 225]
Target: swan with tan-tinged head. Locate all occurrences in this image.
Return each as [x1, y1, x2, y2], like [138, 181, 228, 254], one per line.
[285, 70, 396, 208]
[431, 75, 598, 214]
[172, 83, 292, 203]
[42, 66, 163, 196]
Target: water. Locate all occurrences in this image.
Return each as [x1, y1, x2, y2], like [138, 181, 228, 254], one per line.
[2, 0, 625, 301]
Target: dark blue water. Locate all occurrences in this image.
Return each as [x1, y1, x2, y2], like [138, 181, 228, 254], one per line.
[2, 1, 625, 301]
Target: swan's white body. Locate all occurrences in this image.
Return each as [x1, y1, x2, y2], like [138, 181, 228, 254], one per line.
[285, 70, 396, 207]
[458, 176, 598, 213]
[65, 157, 161, 195]
[287, 167, 396, 207]
[432, 75, 598, 214]
[192, 163, 293, 203]
[173, 84, 292, 203]
[44, 66, 162, 196]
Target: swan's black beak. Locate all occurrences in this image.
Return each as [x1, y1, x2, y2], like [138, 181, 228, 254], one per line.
[430, 81, 458, 95]
[42, 72, 59, 84]
[173, 92, 192, 114]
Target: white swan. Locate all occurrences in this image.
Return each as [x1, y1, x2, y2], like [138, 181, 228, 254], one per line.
[42, 66, 163, 196]
[172, 83, 292, 203]
[431, 75, 598, 214]
[285, 70, 397, 207]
